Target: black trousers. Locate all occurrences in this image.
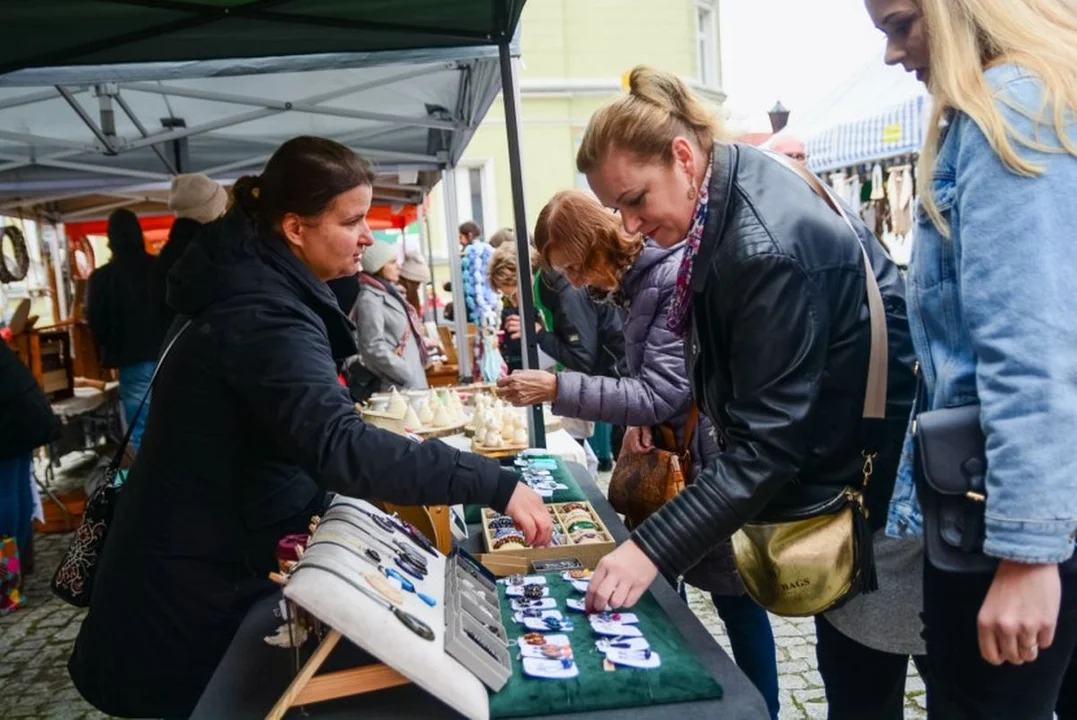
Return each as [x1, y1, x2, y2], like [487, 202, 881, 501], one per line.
[923, 561, 1077, 719]
[815, 615, 928, 719]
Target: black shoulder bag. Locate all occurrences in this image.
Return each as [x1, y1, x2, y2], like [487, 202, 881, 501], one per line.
[51, 320, 192, 607]
[914, 384, 1077, 573]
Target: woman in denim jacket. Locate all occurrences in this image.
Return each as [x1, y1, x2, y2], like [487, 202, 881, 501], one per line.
[866, 0, 1077, 717]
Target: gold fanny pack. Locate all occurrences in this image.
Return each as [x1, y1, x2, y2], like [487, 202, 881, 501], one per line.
[732, 463, 877, 617]
[732, 151, 889, 617]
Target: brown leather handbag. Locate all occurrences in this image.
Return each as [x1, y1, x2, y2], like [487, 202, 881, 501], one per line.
[608, 408, 699, 528]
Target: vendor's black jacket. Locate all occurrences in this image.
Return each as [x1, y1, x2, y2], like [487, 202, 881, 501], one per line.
[68, 208, 519, 719]
[632, 143, 917, 580]
[535, 270, 626, 378]
[0, 340, 61, 460]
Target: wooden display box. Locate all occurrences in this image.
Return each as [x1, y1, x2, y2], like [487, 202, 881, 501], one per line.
[476, 502, 615, 577]
[34, 489, 86, 534]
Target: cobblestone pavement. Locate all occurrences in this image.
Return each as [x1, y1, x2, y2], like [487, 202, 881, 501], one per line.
[1, 470, 924, 719]
[0, 531, 109, 720]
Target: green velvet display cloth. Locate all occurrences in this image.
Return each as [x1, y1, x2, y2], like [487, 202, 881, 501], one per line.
[488, 574, 723, 718]
[465, 454, 586, 524]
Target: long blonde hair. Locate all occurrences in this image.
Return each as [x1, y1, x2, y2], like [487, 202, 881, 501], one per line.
[919, 0, 1077, 234]
[577, 66, 726, 173]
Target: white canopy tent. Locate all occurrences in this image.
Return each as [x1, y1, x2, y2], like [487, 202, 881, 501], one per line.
[766, 57, 929, 174]
[0, 0, 547, 443]
[0, 48, 507, 220]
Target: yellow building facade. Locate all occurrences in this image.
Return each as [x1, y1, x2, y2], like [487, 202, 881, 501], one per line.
[424, 0, 725, 269]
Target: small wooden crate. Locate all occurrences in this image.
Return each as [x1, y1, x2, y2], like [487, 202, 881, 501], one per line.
[476, 502, 615, 576]
[34, 489, 86, 534]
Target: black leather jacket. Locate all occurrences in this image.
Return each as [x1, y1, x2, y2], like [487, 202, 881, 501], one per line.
[633, 143, 917, 581]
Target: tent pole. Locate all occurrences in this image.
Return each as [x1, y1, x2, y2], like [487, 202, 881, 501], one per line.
[498, 41, 545, 449]
[418, 197, 437, 319]
[441, 168, 471, 382]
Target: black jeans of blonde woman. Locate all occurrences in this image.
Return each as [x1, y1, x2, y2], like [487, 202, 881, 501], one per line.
[923, 563, 1077, 719]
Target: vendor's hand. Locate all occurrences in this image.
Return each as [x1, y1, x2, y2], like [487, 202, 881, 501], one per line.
[504, 484, 553, 547]
[504, 315, 522, 339]
[978, 560, 1061, 666]
[585, 539, 659, 612]
[496, 370, 557, 406]
[623, 426, 654, 454]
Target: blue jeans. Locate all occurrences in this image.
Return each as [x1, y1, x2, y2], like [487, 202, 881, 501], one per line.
[678, 584, 780, 719]
[118, 361, 156, 453]
[0, 453, 34, 559]
[712, 592, 780, 720]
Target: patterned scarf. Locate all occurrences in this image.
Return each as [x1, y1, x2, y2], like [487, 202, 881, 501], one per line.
[665, 157, 713, 336]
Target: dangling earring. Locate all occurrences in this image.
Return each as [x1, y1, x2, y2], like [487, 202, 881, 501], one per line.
[687, 186, 697, 201]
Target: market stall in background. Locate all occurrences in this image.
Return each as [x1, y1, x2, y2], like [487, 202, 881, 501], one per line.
[766, 58, 930, 267]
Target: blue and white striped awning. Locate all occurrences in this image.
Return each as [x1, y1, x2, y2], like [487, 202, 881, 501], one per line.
[805, 94, 929, 173]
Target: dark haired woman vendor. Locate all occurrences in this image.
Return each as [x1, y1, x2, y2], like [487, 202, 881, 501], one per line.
[68, 136, 553, 719]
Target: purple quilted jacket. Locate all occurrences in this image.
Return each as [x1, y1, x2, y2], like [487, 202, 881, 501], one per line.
[553, 243, 720, 474]
[553, 243, 738, 595]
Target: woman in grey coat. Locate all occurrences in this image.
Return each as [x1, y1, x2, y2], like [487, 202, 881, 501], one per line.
[497, 190, 779, 718]
[353, 241, 430, 391]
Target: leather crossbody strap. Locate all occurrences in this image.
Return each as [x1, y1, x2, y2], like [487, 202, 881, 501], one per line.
[679, 406, 699, 455]
[107, 319, 192, 472]
[762, 150, 889, 422]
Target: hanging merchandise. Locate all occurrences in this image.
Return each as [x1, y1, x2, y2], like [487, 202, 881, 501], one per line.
[0, 226, 30, 283]
[829, 171, 848, 201]
[887, 166, 914, 237]
[460, 242, 505, 382]
[870, 164, 885, 201]
[847, 173, 862, 211]
[70, 236, 96, 280]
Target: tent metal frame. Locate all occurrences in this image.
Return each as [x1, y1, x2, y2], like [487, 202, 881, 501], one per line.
[1, 2, 546, 446]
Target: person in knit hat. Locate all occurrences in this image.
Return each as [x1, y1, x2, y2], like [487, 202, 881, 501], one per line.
[168, 174, 229, 224]
[398, 250, 430, 316]
[154, 174, 230, 334]
[353, 241, 430, 390]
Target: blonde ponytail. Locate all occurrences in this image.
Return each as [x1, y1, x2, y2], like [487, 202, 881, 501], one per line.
[577, 66, 725, 173]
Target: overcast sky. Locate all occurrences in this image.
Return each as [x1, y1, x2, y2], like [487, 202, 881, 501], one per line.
[720, 0, 886, 132]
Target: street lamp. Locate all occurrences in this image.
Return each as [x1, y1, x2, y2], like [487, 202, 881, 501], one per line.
[768, 101, 790, 133]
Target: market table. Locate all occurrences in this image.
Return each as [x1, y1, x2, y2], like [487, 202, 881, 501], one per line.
[192, 462, 768, 720]
[441, 427, 587, 467]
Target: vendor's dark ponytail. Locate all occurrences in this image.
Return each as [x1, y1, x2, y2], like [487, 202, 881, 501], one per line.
[234, 136, 375, 230]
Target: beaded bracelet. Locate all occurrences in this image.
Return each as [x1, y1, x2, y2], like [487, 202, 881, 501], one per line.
[562, 510, 593, 525]
[493, 535, 528, 550]
[493, 526, 525, 540]
[561, 502, 588, 514]
[523, 632, 546, 645]
[523, 583, 545, 600]
[488, 516, 517, 531]
[567, 520, 598, 534]
[496, 540, 527, 551]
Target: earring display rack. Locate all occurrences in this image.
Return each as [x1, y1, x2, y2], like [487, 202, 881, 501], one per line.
[269, 497, 505, 720]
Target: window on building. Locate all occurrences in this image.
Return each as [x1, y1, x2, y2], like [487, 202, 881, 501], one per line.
[696, 2, 719, 87]
[454, 161, 496, 237]
[468, 166, 484, 234]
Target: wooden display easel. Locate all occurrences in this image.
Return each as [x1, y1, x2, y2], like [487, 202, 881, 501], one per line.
[265, 628, 412, 720]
